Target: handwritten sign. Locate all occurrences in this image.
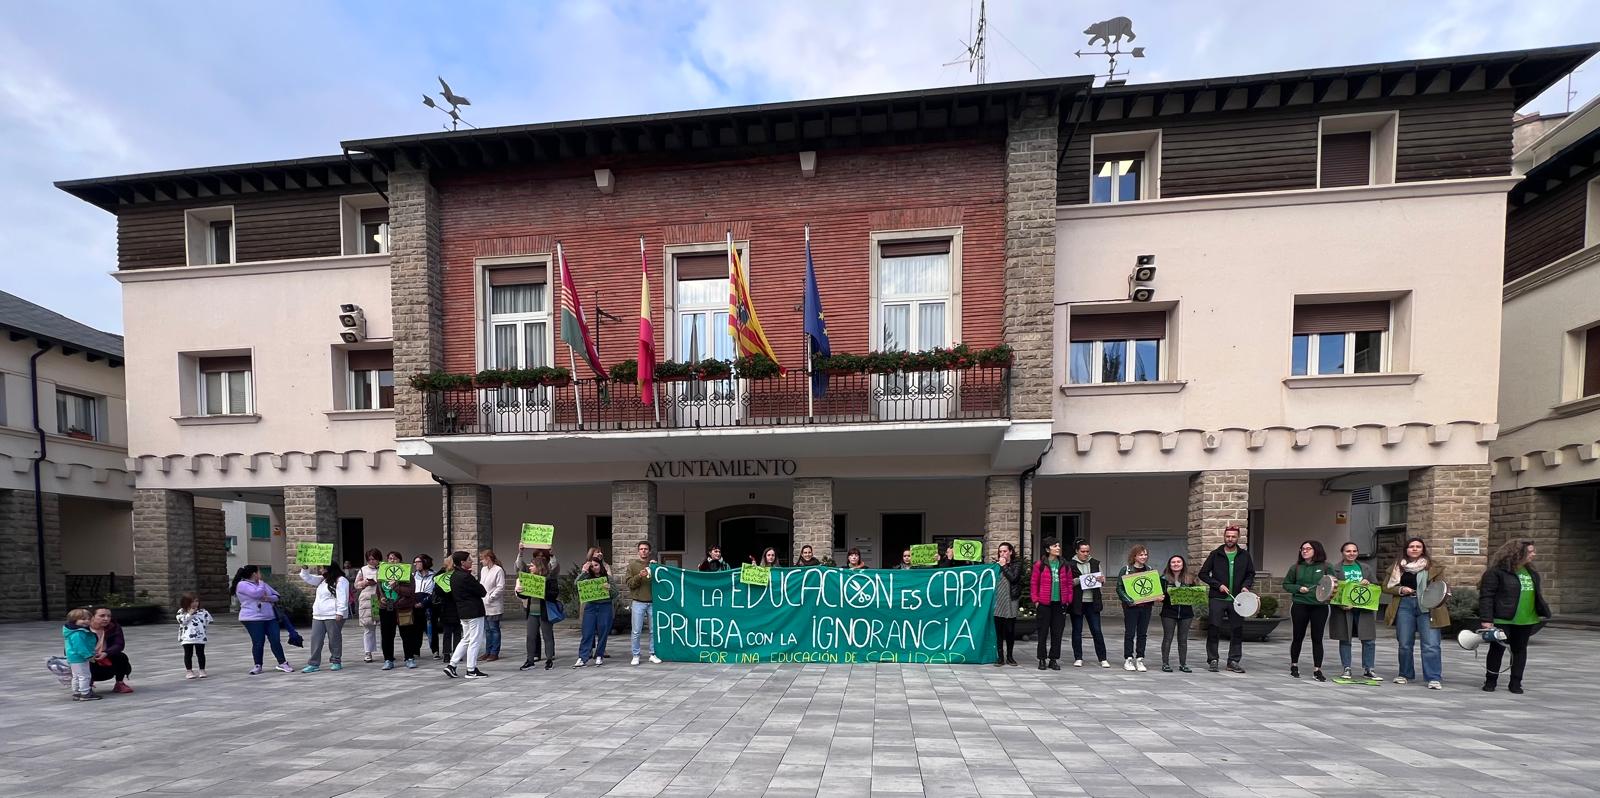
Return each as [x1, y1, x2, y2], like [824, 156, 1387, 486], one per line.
[1166, 585, 1209, 607]
[376, 562, 412, 582]
[1335, 581, 1380, 611]
[740, 564, 771, 586]
[1078, 572, 1104, 590]
[294, 542, 334, 567]
[952, 539, 983, 562]
[577, 579, 611, 604]
[909, 544, 939, 567]
[1121, 571, 1162, 604]
[520, 523, 555, 547]
[518, 572, 547, 598]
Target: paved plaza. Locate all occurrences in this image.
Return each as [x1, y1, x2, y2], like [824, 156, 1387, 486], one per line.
[1, 616, 1595, 797]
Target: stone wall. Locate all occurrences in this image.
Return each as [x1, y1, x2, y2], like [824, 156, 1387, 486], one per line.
[389, 161, 443, 440]
[133, 489, 196, 612]
[983, 476, 1026, 556]
[284, 485, 338, 596]
[0, 490, 64, 622]
[1406, 465, 1491, 583]
[1556, 486, 1600, 614]
[192, 507, 229, 608]
[1004, 99, 1057, 420]
[611, 481, 657, 600]
[792, 478, 833, 562]
[444, 484, 492, 558]
[1186, 470, 1249, 563]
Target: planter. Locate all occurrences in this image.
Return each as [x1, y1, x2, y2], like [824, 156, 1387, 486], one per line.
[107, 605, 162, 626]
[1199, 616, 1285, 642]
[66, 430, 95, 441]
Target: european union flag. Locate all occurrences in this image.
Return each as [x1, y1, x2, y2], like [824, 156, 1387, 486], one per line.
[803, 232, 831, 397]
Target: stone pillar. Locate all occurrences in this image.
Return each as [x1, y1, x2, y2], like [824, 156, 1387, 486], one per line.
[792, 478, 834, 562]
[1186, 470, 1250, 564]
[0, 490, 64, 622]
[1003, 97, 1057, 421]
[611, 481, 657, 599]
[285, 485, 339, 595]
[1557, 487, 1600, 614]
[1406, 465, 1491, 584]
[133, 489, 196, 612]
[443, 484, 493, 559]
[984, 476, 1028, 558]
[389, 158, 443, 439]
[192, 507, 229, 609]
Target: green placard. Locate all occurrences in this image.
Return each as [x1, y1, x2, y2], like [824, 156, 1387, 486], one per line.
[910, 544, 939, 567]
[1334, 581, 1380, 611]
[1166, 585, 1209, 607]
[577, 579, 611, 604]
[1121, 571, 1162, 604]
[434, 571, 452, 593]
[518, 572, 547, 597]
[520, 523, 555, 547]
[377, 562, 412, 582]
[952, 539, 983, 562]
[295, 542, 334, 567]
[740, 564, 771, 586]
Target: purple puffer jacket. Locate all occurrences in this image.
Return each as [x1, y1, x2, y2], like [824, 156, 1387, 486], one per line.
[235, 579, 280, 621]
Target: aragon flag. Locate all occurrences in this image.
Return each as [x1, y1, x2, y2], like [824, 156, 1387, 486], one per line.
[726, 233, 780, 367]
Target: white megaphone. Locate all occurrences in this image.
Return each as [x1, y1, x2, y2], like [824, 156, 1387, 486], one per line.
[1457, 626, 1507, 652]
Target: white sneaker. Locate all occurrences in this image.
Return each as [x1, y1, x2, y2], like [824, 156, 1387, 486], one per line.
[184, 670, 197, 680]
[572, 659, 586, 668]
[1073, 660, 1083, 667]
[1135, 658, 1147, 673]
[1099, 660, 1111, 669]
[1341, 667, 1352, 679]
[631, 655, 641, 666]
[1427, 680, 1442, 690]
[1393, 676, 1408, 685]
[649, 655, 662, 664]
[1123, 658, 1135, 671]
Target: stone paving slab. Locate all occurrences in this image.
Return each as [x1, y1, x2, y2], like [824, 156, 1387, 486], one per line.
[1, 616, 1596, 796]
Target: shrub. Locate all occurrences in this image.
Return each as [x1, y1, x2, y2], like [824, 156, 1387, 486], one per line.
[733, 353, 780, 379]
[655, 360, 694, 380]
[408, 371, 474, 392]
[975, 343, 1014, 367]
[473, 368, 511, 388]
[1446, 586, 1480, 622]
[694, 359, 732, 380]
[264, 575, 313, 622]
[609, 359, 639, 383]
[1255, 595, 1280, 619]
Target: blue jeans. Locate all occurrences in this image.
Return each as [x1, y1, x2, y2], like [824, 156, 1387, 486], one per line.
[1071, 603, 1107, 662]
[1337, 608, 1376, 671]
[631, 601, 653, 657]
[580, 601, 614, 662]
[242, 618, 286, 667]
[1394, 596, 1441, 682]
[484, 614, 502, 656]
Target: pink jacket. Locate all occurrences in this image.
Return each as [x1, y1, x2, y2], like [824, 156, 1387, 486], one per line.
[1030, 559, 1076, 605]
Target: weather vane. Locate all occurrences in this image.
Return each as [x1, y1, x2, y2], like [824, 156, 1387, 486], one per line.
[422, 77, 476, 131]
[1075, 16, 1145, 85]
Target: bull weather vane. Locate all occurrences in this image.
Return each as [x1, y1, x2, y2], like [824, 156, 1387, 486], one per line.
[1075, 16, 1146, 85]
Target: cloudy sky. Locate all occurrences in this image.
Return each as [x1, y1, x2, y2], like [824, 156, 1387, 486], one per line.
[3, 0, 1597, 334]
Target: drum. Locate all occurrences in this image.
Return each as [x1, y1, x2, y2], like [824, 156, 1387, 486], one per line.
[1232, 591, 1260, 618]
[1421, 581, 1448, 609]
[1314, 574, 1338, 603]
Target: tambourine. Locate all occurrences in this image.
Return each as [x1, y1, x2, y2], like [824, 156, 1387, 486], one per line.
[1421, 581, 1448, 609]
[1232, 591, 1260, 617]
[1314, 574, 1338, 603]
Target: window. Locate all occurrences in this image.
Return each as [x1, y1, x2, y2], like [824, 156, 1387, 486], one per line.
[248, 515, 272, 540]
[877, 239, 952, 353]
[588, 515, 613, 561]
[360, 208, 389, 255]
[198, 355, 252, 415]
[1583, 325, 1600, 399]
[56, 390, 98, 440]
[340, 194, 390, 256]
[1291, 301, 1389, 376]
[1068, 311, 1166, 384]
[1039, 512, 1086, 547]
[184, 207, 235, 266]
[347, 349, 394, 410]
[1383, 482, 1409, 527]
[832, 513, 848, 551]
[1089, 130, 1160, 204]
[1587, 177, 1600, 248]
[484, 263, 551, 370]
[660, 514, 685, 552]
[672, 251, 735, 363]
[1318, 112, 1397, 188]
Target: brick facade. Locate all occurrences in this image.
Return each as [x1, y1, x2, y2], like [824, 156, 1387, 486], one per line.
[611, 481, 657, 600]
[390, 159, 443, 439]
[193, 507, 229, 608]
[133, 489, 196, 612]
[983, 476, 1026, 556]
[284, 485, 339, 596]
[444, 483, 492, 558]
[1406, 465, 1491, 584]
[792, 478, 833, 562]
[1186, 470, 1250, 564]
[0, 490, 64, 622]
[1003, 100, 1057, 420]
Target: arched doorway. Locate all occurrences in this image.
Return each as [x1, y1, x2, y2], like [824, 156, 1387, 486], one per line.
[706, 504, 792, 567]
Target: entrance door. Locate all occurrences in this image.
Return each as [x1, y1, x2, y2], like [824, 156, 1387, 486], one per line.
[1106, 534, 1185, 574]
[880, 513, 924, 568]
[718, 516, 792, 567]
[340, 518, 363, 569]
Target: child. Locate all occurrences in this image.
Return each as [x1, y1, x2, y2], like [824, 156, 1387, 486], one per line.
[177, 592, 213, 679]
[62, 608, 101, 701]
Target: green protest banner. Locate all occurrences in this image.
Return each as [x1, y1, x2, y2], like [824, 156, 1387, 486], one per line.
[1166, 585, 1209, 607]
[1121, 571, 1162, 604]
[910, 544, 939, 567]
[376, 562, 412, 582]
[652, 563, 1000, 664]
[294, 542, 334, 567]
[952, 539, 983, 562]
[577, 578, 611, 604]
[520, 523, 555, 547]
[1334, 581, 1380, 611]
[740, 564, 771, 587]
[434, 571, 453, 593]
[518, 572, 547, 598]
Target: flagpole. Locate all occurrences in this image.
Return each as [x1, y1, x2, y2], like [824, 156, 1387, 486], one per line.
[559, 242, 584, 428]
[642, 234, 659, 426]
[804, 224, 814, 420]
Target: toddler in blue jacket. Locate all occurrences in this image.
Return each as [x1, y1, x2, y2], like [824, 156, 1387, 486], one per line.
[62, 608, 101, 701]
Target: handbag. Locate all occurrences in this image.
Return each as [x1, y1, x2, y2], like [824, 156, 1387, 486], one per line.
[397, 608, 415, 626]
[545, 599, 567, 624]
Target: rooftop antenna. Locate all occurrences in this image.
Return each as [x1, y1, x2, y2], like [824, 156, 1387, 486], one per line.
[1074, 16, 1145, 86]
[1566, 69, 1583, 113]
[944, 0, 988, 84]
[422, 76, 477, 131]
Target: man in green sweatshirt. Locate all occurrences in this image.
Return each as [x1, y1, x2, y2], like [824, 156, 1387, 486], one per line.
[626, 541, 661, 666]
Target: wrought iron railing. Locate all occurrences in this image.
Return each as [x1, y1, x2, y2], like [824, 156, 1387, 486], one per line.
[424, 366, 1010, 435]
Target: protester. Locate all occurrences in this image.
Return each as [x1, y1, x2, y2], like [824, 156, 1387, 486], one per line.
[376, 551, 422, 670]
[232, 565, 293, 674]
[63, 608, 100, 701]
[87, 606, 134, 691]
[298, 564, 349, 673]
[434, 557, 461, 656]
[1479, 539, 1549, 694]
[845, 548, 867, 570]
[342, 559, 360, 617]
[1282, 540, 1335, 681]
[479, 549, 506, 662]
[515, 546, 559, 671]
[1197, 525, 1255, 673]
[1329, 542, 1378, 681]
[1383, 537, 1449, 690]
[1067, 540, 1110, 668]
[412, 554, 437, 659]
[937, 544, 956, 569]
[1159, 555, 1197, 673]
[626, 540, 661, 666]
[1115, 545, 1155, 672]
[759, 548, 780, 567]
[795, 545, 824, 567]
[575, 546, 613, 668]
[993, 542, 1023, 667]
[443, 550, 489, 679]
[895, 550, 913, 570]
[698, 546, 731, 572]
[353, 548, 382, 663]
[1030, 538, 1074, 670]
[175, 591, 213, 679]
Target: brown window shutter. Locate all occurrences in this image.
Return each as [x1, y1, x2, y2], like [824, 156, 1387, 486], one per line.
[1293, 301, 1390, 335]
[1320, 131, 1372, 188]
[486, 264, 547, 286]
[879, 239, 952, 258]
[358, 207, 388, 226]
[347, 349, 393, 372]
[1069, 311, 1167, 342]
[198, 355, 252, 373]
[674, 252, 727, 281]
[1584, 326, 1600, 398]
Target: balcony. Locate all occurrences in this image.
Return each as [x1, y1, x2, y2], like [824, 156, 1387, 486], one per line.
[423, 366, 1011, 436]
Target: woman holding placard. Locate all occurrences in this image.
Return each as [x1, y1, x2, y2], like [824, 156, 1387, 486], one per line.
[479, 550, 507, 662]
[1068, 541, 1110, 668]
[575, 547, 613, 668]
[1115, 545, 1156, 673]
[354, 548, 383, 663]
[1029, 538, 1075, 671]
[1159, 555, 1198, 673]
[1329, 542, 1377, 682]
[515, 547, 559, 671]
[434, 557, 461, 657]
[1383, 537, 1450, 690]
[377, 551, 422, 670]
[1282, 541, 1336, 681]
[298, 564, 349, 672]
[992, 542, 1023, 667]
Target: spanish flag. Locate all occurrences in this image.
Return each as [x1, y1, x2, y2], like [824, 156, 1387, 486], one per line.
[638, 236, 655, 404]
[727, 232, 780, 366]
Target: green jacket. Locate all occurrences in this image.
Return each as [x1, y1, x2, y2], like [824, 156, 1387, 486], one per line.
[626, 559, 653, 602]
[1281, 562, 1336, 605]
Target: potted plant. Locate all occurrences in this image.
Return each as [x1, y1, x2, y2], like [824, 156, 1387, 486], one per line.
[694, 359, 732, 381]
[975, 343, 1014, 368]
[1445, 586, 1482, 636]
[1239, 595, 1284, 641]
[814, 353, 869, 376]
[65, 427, 95, 441]
[609, 359, 639, 383]
[733, 353, 780, 379]
[655, 360, 694, 382]
[408, 372, 474, 392]
[100, 591, 162, 625]
[473, 368, 511, 389]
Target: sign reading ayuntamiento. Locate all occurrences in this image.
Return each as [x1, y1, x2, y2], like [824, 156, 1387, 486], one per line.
[651, 564, 998, 665]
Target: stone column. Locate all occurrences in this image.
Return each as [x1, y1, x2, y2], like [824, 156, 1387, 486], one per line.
[443, 484, 493, 559]
[1186, 470, 1250, 564]
[1489, 488, 1561, 609]
[1406, 465, 1492, 584]
[285, 485, 339, 596]
[390, 158, 443, 440]
[192, 507, 229, 609]
[1557, 487, 1600, 614]
[0, 490, 64, 622]
[611, 481, 657, 599]
[792, 478, 834, 562]
[133, 489, 196, 612]
[984, 476, 1028, 558]
[1003, 97, 1057, 421]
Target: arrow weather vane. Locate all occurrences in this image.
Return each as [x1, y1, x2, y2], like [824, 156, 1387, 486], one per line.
[422, 76, 476, 131]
